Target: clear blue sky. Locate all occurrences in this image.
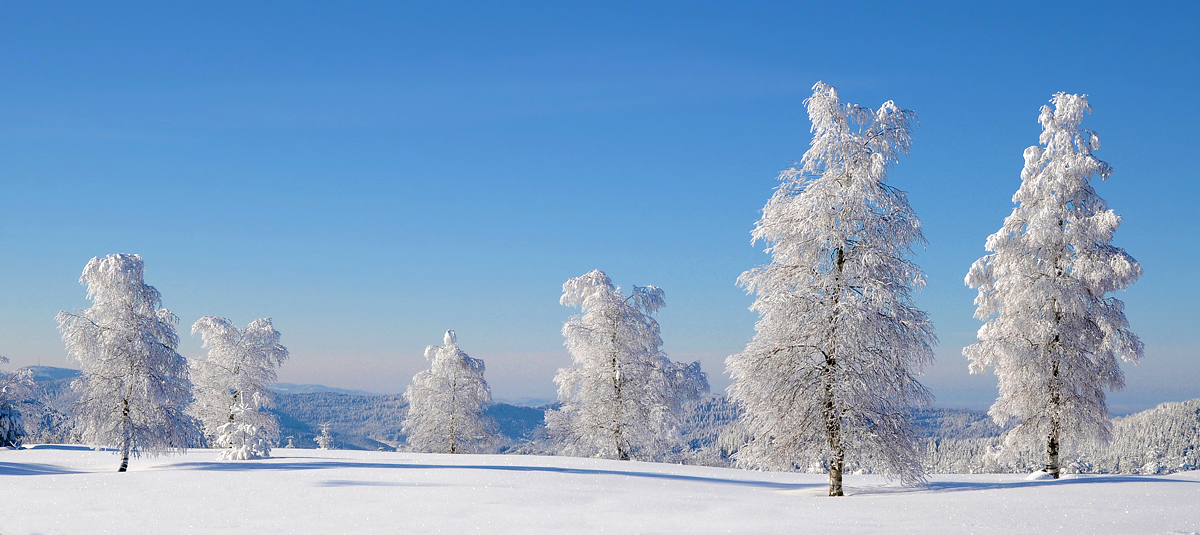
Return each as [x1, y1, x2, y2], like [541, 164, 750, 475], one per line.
[2, 1, 1196, 412]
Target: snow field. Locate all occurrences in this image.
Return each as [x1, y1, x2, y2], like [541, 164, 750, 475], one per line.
[3, 446, 1199, 534]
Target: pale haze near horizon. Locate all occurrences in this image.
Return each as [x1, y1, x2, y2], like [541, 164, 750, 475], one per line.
[1, 2, 1197, 414]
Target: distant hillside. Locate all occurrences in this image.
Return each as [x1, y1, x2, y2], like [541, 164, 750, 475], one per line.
[23, 366, 81, 383]
[12, 366, 79, 443]
[268, 383, 381, 396]
[269, 391, 548, 452]
[923, 400, 1200, 474]
[911, 407, 1008, 440]
[271, 392, 406, 450]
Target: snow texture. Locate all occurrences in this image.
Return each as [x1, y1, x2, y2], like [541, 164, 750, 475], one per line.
[727, 82, 935, 491]
[2, 446, 1198, 534]
[965, 93, 1142, 476]
[547, 270, 709, 461]
[190, 316, 289, 459]
[55, 254, 196, 470]
[403, 330, 496, 454]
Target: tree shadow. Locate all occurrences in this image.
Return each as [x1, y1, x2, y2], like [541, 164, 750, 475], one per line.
[168, 459, 819, 490]
[19, 445, 105, 451]
[0, 462, 80, 476]
[314, 479, 445, 487]
[849, 474, 1200, 495]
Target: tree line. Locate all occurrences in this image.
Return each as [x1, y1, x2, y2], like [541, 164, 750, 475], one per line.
[0, 82, 1142, 498]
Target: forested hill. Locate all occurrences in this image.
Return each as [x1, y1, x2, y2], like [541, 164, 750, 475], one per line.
[269, 392, 547, 452]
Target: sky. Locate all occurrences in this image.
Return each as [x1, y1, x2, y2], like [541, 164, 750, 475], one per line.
[1, 1, 1197, 413]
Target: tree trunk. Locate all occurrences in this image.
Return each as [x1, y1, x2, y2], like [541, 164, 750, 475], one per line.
[1046, 429, 1060, 479]
[828, 449, 844, 497]
[824, 246, 845, 497]
[824, 380, 845, 497]
[1046, 350, 1061, 479]
[118, 397, 131, 472]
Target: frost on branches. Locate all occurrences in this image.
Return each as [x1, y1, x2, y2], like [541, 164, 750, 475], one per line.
[190, 316, 289, 460]
[403, 330, 496, 454]
[56, 254, 196, 471]
[965, 93, 1142, 479]
[726, 82, 935, 496]
[546, 270, 709, 461]
[0, 356, 34, 448]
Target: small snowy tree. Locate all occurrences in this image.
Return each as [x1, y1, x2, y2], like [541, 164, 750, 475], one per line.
[0, 356, 34, 448]
[403, 330, 495, 454]
[726, 82, 935, 496]
[546, 270, 709, 461]
[214, 403, 272, 460]
[189, 316, 289, 459]
[965, 93, 1142, 479]
[314, 422, 334, 449]
[56, 254, 196, 471]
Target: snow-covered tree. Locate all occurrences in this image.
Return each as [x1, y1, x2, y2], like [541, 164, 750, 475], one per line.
[189, 316, 289, 459]
[726, 82, 935, 496]
[403, 330, 495, 454]
[0, 356, 34, 448]
[314, 422, 334, 450]
[213, 403, 273, 460]
[546, 270, 709, 461]
[56, 253, 196, 471]
[964, 92, 1142, 479]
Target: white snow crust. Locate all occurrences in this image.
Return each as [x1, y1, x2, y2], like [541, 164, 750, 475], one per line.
[2, 446, 1198, 534]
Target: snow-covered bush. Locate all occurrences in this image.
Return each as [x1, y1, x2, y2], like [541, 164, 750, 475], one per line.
[403, 330, 495, 454]
[965, 93, 1142, 478]
[726, 82, 934, 495]
[56, 254, 196, 471]
[190, 316, 288, 459]
[547, 270, 709, 461]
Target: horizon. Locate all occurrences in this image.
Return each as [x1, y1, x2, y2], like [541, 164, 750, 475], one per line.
[2, 2, 1198, 416]
[11, 363, 1179, 417]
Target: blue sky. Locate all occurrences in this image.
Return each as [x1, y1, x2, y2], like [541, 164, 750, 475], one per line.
[1, 1, 1196, 412]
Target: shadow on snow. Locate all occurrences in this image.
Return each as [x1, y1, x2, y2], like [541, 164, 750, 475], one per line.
[849, 474, 1200, 496]
[0, 462, 81, 476]
[167, 459, 819, 490]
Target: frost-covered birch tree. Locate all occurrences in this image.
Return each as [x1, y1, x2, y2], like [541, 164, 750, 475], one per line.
[56, 254, 196, 471]
[726, 82, 935, 496]
[190, 316, 289, 460]
[403, 330, 496, 454]
[0, 356, 34, 448]
[965, 93, 1142, 479]
[546, 270, 709, 461]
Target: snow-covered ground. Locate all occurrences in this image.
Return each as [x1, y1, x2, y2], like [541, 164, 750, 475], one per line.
[3, 445, 1199, 534]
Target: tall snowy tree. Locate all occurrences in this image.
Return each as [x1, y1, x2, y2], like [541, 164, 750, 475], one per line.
[189, 316, 289, 460]
[965, 93, 1142, 479]
[403, 330, 496, 454]
[726, 82, 935, 496]
[56, 254, 196, 471]
[546, 270, 709, 461]
[0, 356, 33, 448]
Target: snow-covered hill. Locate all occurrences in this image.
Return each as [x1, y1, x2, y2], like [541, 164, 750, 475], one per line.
[2, 446, 1198, 534]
